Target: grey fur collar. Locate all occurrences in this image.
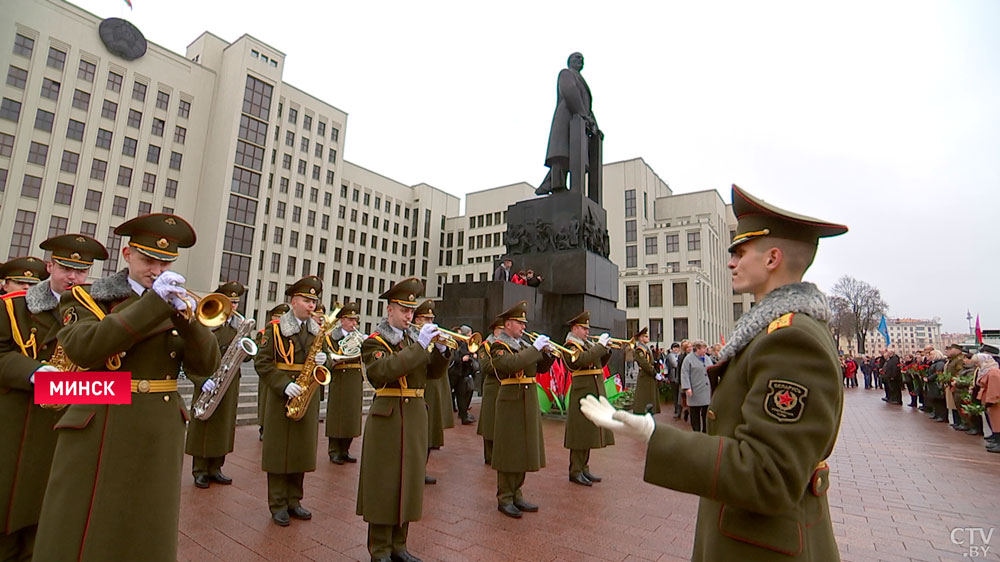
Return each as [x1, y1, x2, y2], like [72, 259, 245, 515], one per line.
[26, 280, 59, 314]
[375, 319, 403, 346]
[278, 311, 319, 337]
[89, 269, 134, 302]
[636, 341, 651, 354]
[496, 331, 524, 350]
[566, 332, 590, 348]
[719, 282, 830, 363]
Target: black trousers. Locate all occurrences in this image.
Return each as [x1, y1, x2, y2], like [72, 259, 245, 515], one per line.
[690, 405, 708, 433]
[450, 373, 473, 420]
[671, 379, 682, 416]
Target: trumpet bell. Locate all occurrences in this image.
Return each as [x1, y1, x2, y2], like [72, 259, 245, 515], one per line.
[194, 293, 233, 327]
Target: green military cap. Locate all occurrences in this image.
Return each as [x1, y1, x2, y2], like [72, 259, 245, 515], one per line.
[635, 326, 649, 338]
[0, 256, 49, 284]
[498, 301, 528, 323]
[566, 310, 590, 327]
[489, 317, 505, 332]
[40, 234, 109, 269]
[728, 184, 848, 252]
[285, 275, 323, 301]
[336, 301, 360, 319]
[268, 303, 290, 318]
[214, 281, 246, 302]
[114, 213, 196, 262]
[414, 299, 436, 319]
[379, 277, 423, 309]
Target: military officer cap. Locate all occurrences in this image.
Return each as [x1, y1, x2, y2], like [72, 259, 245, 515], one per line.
[286, 275, 323, 301]
[635, 326, 649, 339]
[566, 310, 590, 327]
[0, 256, 49, 284]
[215, 281, 245, 303]
[489, 317, 505, 332]
[980, 343, 999, 355]
[728, 184, 848, 252]
[498, 301, 529, 323]
[40, 234, 108, 270]
[946, 343, 964, 352]
[414, 299, 436, 319]
[336, 301, 360, 320]
[379, 277, 423, 308]
[268, 303, 290, 318]
[315, 303, 327, 314]
[114, 213, 196, 262]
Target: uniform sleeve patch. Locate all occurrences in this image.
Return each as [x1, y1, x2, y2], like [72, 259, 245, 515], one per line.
[373, 350, 385, 360]
[767, 312, 795, 334]
[764, 379, 808, 423]
[495, 349, 505, 356]
[62, 307, 78, 325]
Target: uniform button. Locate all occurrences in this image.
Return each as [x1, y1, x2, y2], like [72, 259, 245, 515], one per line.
[163, 395, 170, 402]
[171, 330, 178, 336]
[707, 410, 716, 421]
[165, 375, 172, 379]
[169, 351, 177, 358]
[404, 398, 409, 404]
[120, 351, 127, 357]
[30, 327, 37, 333]
[41, 344, 47, 350]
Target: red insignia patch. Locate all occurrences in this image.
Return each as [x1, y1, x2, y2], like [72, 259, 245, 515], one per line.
[374, 350, 385, 360]
[495, 349, 505, 356]
[62, 307, 78, 325]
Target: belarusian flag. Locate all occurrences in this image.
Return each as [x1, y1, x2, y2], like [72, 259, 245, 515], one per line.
[124, 0, 132, 9]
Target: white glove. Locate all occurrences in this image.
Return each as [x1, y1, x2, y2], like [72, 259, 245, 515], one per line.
[152, 271, 188, 310]
[284, 382, 303, 398]
[597, 333, 611, 347]
[202, 379, 217, 393]
[434, 342, 448, 353]
[532, 334, 550, 352]
[314, 352, 328, 365]
[655, 374, 665, 382]
[417, 323, 439, 349]
[579, 395, 655, 443]
[31, 364, 60, 384]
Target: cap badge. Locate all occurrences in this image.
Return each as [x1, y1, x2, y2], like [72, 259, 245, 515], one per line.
[75, 236, 86, 242]
[70, 252, 81, 260]
[164, 217, 176, 225]
[156, 238, 169, 249]
[309, 288, 316, 294]
[24, 271, 34, 277]
[408, 293, 415, 301]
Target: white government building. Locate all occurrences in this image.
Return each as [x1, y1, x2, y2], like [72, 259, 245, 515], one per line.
[2, 0, 749, 344]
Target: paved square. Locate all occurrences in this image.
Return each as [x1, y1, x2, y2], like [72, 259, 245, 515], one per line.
[178, 389, 1000, 561]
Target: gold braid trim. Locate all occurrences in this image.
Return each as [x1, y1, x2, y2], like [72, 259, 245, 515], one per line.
[4, 298, 36, 359]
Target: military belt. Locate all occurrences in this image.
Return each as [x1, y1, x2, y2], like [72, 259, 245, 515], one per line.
[333, 362, 363, 370]
[276, 362, 304, 372]
[131, 379, 178, 393]
[500, 376, 536, 385]
[570, 369, 602, 377]
[375, 388, 424, 398]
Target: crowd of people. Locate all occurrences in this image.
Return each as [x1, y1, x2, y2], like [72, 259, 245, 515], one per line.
[839, 344, 1000, 453]
[493, 257, 543, 287]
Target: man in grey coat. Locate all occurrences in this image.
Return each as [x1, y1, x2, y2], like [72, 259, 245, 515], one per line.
[681, 340, 713, 432]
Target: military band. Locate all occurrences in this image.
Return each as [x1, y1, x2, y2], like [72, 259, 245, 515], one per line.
[0, 235, 107, 560]
[185, 281, 247, 488]
[324, 301, 364, 464]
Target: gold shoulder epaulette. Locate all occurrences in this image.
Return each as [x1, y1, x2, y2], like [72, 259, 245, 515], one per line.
[767, 312, 795, 334]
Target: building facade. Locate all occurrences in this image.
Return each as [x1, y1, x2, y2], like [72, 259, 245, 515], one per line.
[852, 318, 944, 356]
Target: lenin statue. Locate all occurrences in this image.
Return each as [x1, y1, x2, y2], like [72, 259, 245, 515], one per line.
[537, 52, 604, 202]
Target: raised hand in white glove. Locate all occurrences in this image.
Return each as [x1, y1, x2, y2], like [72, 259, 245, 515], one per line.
[434, 341, 448, 353]
[284, 382, 303, 398]
[579, 394, 655, 443]
[202, 379, 217, 393]
[655, 374, 665, 382]
[30, 364, 61, 384]
[152, 271, 188, 310]
[597, 333, 611, 347]
[314, 352, 328, 365]
[532, 334, 550, 352]
[417, 323, 439, 349]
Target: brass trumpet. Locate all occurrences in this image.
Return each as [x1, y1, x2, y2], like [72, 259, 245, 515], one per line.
[178, 289, 232, 327]
[428, 327, 483, 353]
[588, 335, 635, 350]
[523, 331, 580, 362]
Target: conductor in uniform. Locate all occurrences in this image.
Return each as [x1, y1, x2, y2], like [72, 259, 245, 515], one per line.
[489, 301, 555, 518]
[357, 278, 447, 562]
[0, 235, 107, 560]
[562, 311, 614, 486]
[34, 214, 221, 562]
[186, 281, 247, 488]
[582, 185, 848, 561]
[325, 301, 364, 464]
[255, 276, 332, 526]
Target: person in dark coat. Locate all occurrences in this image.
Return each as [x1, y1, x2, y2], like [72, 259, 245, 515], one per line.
[493, 258, 513, 281]
[324, 302, 365, 464]
[448, 326, 476, 425]
[632, 327, 662, 415]
[882, 350, 902, 404]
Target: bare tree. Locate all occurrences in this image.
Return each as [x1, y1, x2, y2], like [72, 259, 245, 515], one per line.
[831, 276, 888, 354]
[829, 295, 855, 351]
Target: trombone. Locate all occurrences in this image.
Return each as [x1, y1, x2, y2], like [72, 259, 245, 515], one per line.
[523, 331, 580, 362]
[178, 289, 233, 328]
[429, 327, 483, 353]
[588, 335, 635, 350]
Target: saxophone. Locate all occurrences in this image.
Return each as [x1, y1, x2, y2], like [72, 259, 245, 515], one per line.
[192, 313, 257, 421]
[285, 313, 336, 420]
[39, 343, 77, 410]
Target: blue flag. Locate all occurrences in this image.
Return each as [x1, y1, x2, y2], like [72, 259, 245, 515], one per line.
[877, 315, 890, 345]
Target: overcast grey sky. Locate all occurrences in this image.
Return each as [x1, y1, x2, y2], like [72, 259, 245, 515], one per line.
[74, 0, 1000, 333]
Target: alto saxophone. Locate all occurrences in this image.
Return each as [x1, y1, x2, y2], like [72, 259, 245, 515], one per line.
[40, 343, 78, 410]
[285, 313, 337, 420]
[192, 313, 257, 421]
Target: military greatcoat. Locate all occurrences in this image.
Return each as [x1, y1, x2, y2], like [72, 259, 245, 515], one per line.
[185, 317, 241, 458]
[33, 270, 220, 562]
[323, 327, 364, 440]
[490, 333, 555, 473]
[632, 342, 661, 414]
[0, 282, 64, 535]
[643, 283, 843, 561]
[412, 325, 453, 447]
[254, 312, 331, 474]
[356, 320, 447, 525]
[563, 334, 614, 450]
[476, 336, 500, 440]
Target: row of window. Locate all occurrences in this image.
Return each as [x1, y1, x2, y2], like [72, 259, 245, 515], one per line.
[625, 282, 691, 308]
[468, 211, 505, 229]
[279, 103, 339, 142]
